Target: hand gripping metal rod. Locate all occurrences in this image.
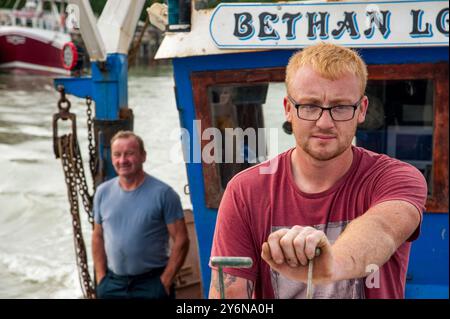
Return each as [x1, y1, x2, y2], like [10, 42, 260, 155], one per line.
[210, 257, 253, 299]
[306, 248, 321, 299]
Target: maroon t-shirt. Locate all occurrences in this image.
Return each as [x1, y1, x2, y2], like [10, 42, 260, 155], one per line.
[211, 146, 427, 299]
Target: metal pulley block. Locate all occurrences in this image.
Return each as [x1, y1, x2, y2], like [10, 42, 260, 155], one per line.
[53, 86, 77, 158]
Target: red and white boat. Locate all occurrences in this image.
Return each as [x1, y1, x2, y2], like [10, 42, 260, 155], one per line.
[0, 0, 71, 76]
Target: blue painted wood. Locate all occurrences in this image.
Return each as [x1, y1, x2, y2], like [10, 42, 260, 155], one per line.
[406, 213, 449, 299]
[91, 54, 128, 120]
[54, 53, 129, 181]
[53, 77, 93, 100]
[54, 53, 128, 120]
[173, 60, 217, 295]
[174, 47, 448, 73]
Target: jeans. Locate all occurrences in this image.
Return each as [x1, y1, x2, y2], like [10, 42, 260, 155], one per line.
[96, 268, 175, 299]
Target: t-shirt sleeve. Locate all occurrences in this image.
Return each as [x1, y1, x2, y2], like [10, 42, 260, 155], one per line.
[162, 187, 184, 224]
[210, 179, 258, 282]
[371, 160, 428, 241]
[93, 188, 102, 225]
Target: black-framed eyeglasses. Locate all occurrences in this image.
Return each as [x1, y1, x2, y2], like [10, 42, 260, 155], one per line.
[287, 95, 364, 122]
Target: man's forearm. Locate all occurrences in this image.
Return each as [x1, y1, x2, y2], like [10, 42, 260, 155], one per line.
[331, 200, 420, 282]
[331, 214, 396, 281]
[92, 234, 107, 282]
[161, 237, 190, 285]
[209, 270, 255, 299]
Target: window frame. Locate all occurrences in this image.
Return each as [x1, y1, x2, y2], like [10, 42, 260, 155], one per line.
[191, 68, 285, 208]
[191, 62, 448, 212]
[367, 63, 448, 213]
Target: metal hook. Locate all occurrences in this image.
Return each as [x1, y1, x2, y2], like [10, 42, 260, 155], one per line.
[53, 85, 77, 158]
[57, 85, 72, 114]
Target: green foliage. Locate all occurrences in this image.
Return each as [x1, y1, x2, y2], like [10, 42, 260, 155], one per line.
[0, 0, 310, 9]
[204, 0, 309, 9]
[0, 0, 309, 16]
[0, 0, 159, 21]
[0, 0, 25, 9]
[89, 0, 107, 15]
[89, 0, 157, 21]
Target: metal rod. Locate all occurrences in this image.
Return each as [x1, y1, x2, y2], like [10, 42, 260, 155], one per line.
[306, 248, 321, 299]
[210, 257, 253, 268]
[218, 266, 225, 299]
[306, 258, 314, 299]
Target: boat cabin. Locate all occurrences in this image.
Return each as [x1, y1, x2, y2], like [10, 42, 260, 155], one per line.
[156, 0, 448, 298]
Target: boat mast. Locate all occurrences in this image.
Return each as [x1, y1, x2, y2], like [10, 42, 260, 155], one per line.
[49, 0, 64, 31]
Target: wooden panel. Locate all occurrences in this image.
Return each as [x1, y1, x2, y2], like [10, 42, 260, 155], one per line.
[174, 209, 203, 298]
[191, 72, 223, 208]
[426, 64, 449, 212]
[191, 68, 286, 208]
[368, 63, 447, 80]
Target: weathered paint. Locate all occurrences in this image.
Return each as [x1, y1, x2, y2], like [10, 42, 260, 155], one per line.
[156, 1, 450, 59]
[406, 213, 449, 298]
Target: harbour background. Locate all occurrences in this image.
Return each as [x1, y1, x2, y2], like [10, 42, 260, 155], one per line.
[0, 65, 291, 298]
[0, 65, 190, 298]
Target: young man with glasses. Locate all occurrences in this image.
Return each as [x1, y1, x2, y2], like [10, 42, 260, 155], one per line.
[209, 43, 427, 299]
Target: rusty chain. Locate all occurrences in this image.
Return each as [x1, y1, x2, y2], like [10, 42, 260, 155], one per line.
[58, 136, 96, 299]
[86, 96, 96, 189]
[53, 87, 96, 298]
[72, 135, 95, 226]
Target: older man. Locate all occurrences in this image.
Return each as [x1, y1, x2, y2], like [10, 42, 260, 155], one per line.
[92, 131, 189, 299]
[209, 43, 427, 299]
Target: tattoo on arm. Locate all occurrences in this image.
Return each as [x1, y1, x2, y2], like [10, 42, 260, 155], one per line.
[213, 272, 237, 292]
[210, 271, 255, 298]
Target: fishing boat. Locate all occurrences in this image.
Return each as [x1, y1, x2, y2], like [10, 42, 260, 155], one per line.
[52, 0, 448, 299]
[154, 0, 449, 299]
[0, 0, 71, 75]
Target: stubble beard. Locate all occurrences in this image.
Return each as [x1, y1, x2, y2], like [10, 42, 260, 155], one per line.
[302, 139, 348, 161]
[299, 128, 357, 162]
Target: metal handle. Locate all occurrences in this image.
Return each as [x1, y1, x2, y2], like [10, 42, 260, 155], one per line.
[306, 248, 321, 299]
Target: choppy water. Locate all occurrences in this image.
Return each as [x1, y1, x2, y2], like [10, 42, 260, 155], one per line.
[0, 66, 191, 298]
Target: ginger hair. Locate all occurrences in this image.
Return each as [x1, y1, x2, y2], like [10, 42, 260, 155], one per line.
[285, 43, 368, 95]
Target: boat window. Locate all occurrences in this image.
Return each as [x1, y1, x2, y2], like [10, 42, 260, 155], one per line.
[357, 80, 434, 195]
[207, 82, 293, 189]
[361, 63, 448, 212]
[191, 63, 448, 211]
